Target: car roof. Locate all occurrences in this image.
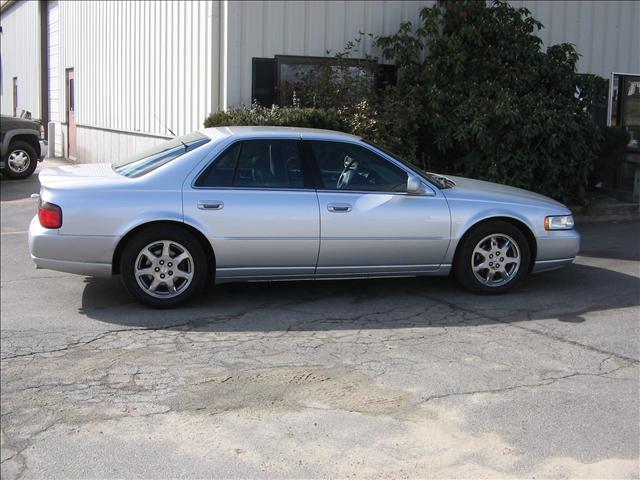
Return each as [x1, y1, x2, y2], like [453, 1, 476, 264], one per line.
[199, 125, 361, 142]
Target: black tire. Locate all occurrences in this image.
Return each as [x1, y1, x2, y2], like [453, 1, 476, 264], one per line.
[454, 220, 531, 295]
[120, 225, 209, 308]
[4, 140, 39, 179]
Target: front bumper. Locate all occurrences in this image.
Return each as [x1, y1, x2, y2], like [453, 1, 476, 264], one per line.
[39, 140, 47, 160]
[532, 257, 576, 273]
[28, 216, 115, 277]
[532, 228, 581, 273]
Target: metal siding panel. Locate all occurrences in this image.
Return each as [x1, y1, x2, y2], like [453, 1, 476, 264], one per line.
[631, 2, 640, 73]
[229, 0, 438, 105]
[45, 0, 219, 161]
[345, 1, 366, 49]
[206, 0, 213, 117]
[516, 0, 639, 77]
[307, 1, 326, 55]
[366, 1, 384, 57]
[0, 1, 41, 118]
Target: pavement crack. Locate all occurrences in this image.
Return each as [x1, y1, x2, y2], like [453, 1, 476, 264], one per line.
[412, 290, 640, 365]
[0, 314, 242, 361]
[422, 365, 635, 403]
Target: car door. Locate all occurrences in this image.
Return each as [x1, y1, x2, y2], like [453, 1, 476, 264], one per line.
[183, 138, 319, 279]
[307, 140, 451, 275]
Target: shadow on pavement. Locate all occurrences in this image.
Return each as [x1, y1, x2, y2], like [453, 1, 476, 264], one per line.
[79, 262, 640, 331]
[0, 174, 41, 202]
[577, 221, 640, 262]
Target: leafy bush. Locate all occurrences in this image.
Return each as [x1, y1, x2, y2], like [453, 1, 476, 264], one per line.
[372, 0, 601, 203]
[204, 104, 347, 131]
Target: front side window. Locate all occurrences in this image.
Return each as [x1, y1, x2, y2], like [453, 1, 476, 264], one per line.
[310, 141, 408, 192]
[113, 132, 210, 178]
[195, 140, 305, 189]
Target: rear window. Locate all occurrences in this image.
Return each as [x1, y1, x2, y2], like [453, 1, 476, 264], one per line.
[113, 132, 210, 178]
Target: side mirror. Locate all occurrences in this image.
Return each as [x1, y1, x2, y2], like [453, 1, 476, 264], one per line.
[407, 174, 432, 195]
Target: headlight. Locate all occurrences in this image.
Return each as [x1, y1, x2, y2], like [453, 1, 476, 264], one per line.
[544, 215, 575, 230]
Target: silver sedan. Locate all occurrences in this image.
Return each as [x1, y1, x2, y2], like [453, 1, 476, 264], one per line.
[29, 127, 580, 307]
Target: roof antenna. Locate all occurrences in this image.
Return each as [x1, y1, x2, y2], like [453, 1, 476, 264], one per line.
[153, 114, 187, 150]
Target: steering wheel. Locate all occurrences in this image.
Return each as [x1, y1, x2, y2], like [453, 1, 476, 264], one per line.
[337, 156, 357, 189]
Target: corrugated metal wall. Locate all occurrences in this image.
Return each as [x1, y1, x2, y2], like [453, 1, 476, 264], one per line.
[224, 0, 639, 107]
[512, 0, 640, 77]
[57, 0, 221, 137]
[224, 0, 435, 107]
[0, 0, 41, 119]
[2, 0, 638, 163]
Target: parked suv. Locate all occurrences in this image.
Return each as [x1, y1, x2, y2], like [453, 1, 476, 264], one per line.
[0, 115, 47, 179]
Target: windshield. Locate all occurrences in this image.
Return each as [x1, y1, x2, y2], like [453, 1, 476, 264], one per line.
[113, 132, 210, 178]
[362, 140, 452, 189]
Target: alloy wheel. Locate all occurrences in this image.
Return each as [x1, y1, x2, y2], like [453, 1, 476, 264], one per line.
[471, 233, 521, 287]
[134, 240, 194, 299]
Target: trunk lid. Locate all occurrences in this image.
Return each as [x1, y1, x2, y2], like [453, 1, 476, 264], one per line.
[38, 163, 126, 190]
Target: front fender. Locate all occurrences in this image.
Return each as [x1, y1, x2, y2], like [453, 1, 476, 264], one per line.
[442, 201, 541, 264]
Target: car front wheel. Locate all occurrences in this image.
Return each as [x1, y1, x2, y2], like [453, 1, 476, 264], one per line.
[454, 221, 531, 294]
[120, 226, 208, 307]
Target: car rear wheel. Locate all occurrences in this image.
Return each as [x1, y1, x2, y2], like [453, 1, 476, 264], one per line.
[120, 226, 208, 307]
[454, 221, 531, 294]
[4, 141, 38, 179]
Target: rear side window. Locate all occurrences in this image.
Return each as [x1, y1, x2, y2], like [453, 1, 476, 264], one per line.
[195, 140, 305, 189]
[113, 132, 210, 178]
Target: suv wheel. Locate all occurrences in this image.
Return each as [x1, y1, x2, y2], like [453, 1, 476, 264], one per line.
[120, 226, 208, 308]
[4, 140, 38, 179]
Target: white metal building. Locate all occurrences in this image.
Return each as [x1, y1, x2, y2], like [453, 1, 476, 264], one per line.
[1, 0, 639, 163]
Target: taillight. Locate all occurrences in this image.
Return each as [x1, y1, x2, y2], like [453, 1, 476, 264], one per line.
[38, 200, 62, 229]
[38, 123, 45, 140]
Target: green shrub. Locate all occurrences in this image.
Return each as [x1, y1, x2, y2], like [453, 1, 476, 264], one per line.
[372, 0, 601, 203]
[204, 104, 347, 132]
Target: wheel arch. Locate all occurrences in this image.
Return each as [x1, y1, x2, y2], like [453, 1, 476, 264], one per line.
[7, 133, 41, 158]
[112, 220, 216, 281]
[452, 216, 537, 272]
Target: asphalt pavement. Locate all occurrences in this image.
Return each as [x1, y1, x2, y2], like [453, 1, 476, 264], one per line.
[1, 161, 639, 479]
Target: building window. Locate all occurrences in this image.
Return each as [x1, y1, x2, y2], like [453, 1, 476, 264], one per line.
[251, 55, 397, 108]
[609, 73, 640, 153]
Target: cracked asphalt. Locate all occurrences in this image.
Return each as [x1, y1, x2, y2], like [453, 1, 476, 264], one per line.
[1, 161, 639, 479]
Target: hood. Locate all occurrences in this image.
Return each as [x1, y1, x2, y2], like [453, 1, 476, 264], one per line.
[442, 175, 567, 210]
[1, 115, 40, 131]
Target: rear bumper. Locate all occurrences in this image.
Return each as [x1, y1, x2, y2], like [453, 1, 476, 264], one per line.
[28, 216, 115, 277]
[30, 256, 112, 276]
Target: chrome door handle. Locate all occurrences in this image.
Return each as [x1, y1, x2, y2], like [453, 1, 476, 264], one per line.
[327, 203, 352, 213]
[197, 200, 224, 210]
